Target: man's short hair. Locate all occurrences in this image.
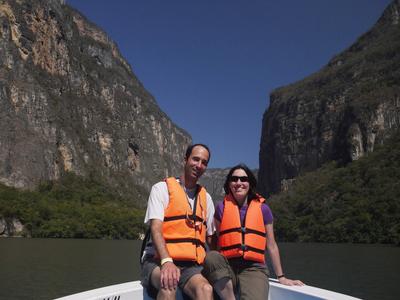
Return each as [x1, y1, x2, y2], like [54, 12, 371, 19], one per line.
[185, 143, 211, 163]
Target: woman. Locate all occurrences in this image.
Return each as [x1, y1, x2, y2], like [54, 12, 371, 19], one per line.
[203, 164, 303, 300]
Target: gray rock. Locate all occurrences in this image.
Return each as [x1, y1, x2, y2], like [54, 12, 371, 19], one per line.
[0, 0, 191, 206]
[0, 218, 25, 237]
[199, 168, 230, 204]
[258, 0, 400, 195]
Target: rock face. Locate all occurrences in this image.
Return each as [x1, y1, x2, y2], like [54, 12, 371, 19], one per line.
[0, 217, 25, 237]
[199, 168, 230, 203]
[259, 0, 400, 196]
[0, 0, 191, 206]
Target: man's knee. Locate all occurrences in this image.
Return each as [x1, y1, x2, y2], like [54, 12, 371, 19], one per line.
[194, 281, 213, 298]
[201, 281, 213, 295]
[149, 266, 161, 290]
[157, 287, 177, 299]
[184, 273, 213, 299]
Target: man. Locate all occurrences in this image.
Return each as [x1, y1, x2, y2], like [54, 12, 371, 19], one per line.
[141, 144, 215, 300]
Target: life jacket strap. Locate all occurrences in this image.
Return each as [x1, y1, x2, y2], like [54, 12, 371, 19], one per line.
[219, 227, 241, 236]
[219, 227, 265, 237]
[245, 228, 266, 237]
[164, 215, 207, 225]
[165, 238, 206, 249]
[220, 243, 265, 255]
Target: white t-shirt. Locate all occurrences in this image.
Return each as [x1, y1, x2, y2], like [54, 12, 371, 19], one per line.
[142, 179, 215, 258]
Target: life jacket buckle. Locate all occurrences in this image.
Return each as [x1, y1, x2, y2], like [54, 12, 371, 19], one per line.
[241, 227, 246, 233]
[241, 244, 247, 251]
[185, 212, 203, 231]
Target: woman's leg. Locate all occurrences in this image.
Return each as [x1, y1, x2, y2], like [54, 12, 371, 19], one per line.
[203, 251, 236, 300]
[237, 265, 269, 300]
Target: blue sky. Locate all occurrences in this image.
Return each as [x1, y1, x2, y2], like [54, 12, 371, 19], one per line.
[67, 0, 391, 168]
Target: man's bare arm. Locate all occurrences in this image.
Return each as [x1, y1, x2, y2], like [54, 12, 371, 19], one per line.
[150, 219, 170, 259]
[150, 219, 180, 290]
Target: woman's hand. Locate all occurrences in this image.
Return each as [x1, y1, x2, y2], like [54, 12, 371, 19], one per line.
[278, 276, 304, 286]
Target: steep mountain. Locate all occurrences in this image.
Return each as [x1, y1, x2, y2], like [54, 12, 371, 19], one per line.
[0, 0, 191, 206]
[258, 0, 400, 195]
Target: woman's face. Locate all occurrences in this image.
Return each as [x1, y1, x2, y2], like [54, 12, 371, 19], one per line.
[229, 168, 250, 203]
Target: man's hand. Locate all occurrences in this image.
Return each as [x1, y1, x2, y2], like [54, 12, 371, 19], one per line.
[160, 261, 180, 290]
[150, 219, 180, 289]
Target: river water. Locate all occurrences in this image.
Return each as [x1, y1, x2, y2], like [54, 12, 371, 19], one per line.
[0, 238, 399, 300]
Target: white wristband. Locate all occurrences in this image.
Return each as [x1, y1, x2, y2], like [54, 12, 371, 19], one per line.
[161, 257, 173, 266]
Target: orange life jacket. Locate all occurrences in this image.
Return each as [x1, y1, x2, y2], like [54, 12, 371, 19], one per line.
[162, 177, 207, 264]
[218, 194, 267, 263]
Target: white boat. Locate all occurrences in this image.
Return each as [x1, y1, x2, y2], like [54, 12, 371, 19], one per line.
[54, 279, 361, 300]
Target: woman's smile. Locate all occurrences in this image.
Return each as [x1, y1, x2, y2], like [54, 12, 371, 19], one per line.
[229, 169, 249, 204]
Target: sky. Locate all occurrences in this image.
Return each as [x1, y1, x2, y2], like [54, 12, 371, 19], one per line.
[67, 0, 392, 169]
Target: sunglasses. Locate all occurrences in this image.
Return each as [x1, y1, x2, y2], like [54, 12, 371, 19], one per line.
[230, 176, 249, 182]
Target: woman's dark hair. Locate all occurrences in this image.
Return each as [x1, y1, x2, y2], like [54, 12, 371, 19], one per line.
[223, 164, 258, 200]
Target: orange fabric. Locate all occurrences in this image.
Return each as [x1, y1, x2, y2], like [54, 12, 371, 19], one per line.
[162, 177, 207, 264]
[219, 194, 267, 263]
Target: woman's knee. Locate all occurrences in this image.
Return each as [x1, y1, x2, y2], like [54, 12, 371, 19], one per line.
[204, 250, 225, 266]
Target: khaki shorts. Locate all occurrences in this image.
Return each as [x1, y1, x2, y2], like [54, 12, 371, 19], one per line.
[203, 251, 270, 300]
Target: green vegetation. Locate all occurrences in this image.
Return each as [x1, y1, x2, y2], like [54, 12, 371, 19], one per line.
[0, 173, 145, 239]
[269, 133, 400, 245]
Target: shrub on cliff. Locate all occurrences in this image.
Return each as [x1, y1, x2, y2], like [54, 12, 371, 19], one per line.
[269, 132, 400, 245]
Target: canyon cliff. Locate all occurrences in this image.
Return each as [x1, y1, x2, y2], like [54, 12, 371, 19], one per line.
[259, 0, 400, 196]
[0, 0, 191, 206]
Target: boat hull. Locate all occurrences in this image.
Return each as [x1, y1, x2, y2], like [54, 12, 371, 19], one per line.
[54, 279, 361, 300]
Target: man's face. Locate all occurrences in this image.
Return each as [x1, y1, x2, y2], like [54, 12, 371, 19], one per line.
[184, 146, 209, 182]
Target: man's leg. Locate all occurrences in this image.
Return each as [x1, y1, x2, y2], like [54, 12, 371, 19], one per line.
[182, 273, 213, 300]
[203, 251, 236, 300]
[150, 267, 178, 300]
[141, 259, 160, 298]
[141, 258, 177, 300]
